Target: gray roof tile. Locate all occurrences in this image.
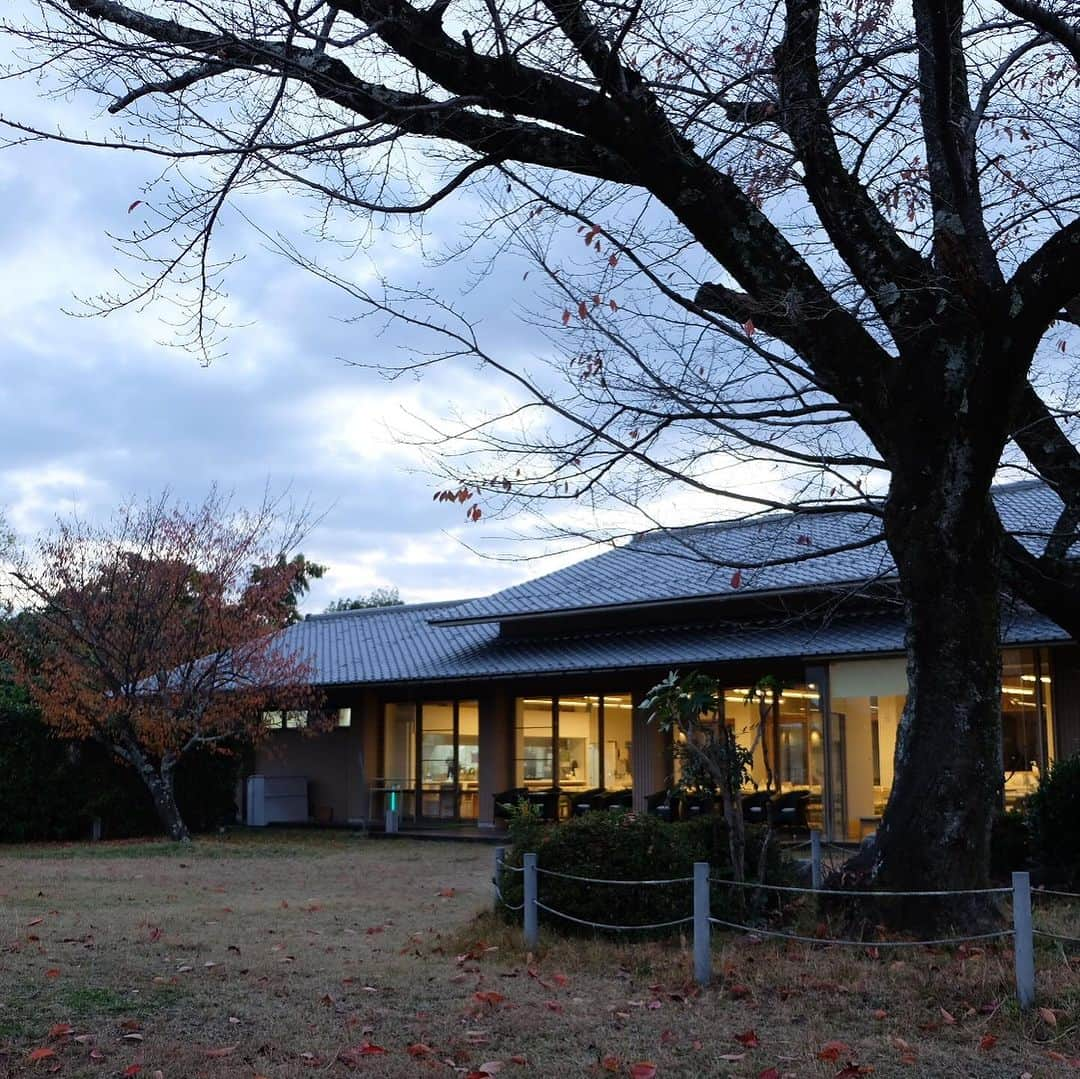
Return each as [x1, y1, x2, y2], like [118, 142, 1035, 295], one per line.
[430, 480, 1066, 625]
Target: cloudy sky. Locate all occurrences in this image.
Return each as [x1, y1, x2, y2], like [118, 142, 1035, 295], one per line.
[0, 46, 603, 612]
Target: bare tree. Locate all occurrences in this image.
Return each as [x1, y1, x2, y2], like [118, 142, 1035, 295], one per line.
[2, 0, 1079, 897]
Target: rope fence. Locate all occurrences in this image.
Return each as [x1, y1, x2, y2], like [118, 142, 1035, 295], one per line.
[489, 834, 1080, 1009]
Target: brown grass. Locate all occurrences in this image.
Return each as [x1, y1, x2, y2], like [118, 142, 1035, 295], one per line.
[0, 831, 1078, 1078]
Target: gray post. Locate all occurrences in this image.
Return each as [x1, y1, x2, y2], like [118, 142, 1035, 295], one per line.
[384, 808, 398, 833]
[1013, 870, 1035, 1009]
[493, 846, 505, 904]
[811, 829, 823, 891]
[693, 861, 711, 986]
[524, 852, 538, 950]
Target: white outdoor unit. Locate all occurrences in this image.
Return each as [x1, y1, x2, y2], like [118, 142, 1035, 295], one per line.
[245, 775, 309, 827]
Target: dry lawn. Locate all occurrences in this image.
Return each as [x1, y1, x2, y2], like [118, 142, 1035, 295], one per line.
[1, 831, 1079, 1078]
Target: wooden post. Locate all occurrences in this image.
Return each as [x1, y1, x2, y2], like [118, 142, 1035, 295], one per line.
[524, 852, 538, 950]
[693, 861, 711, 986]
[1013, 871, 1035, 1009]
[811, 829, 823, 891]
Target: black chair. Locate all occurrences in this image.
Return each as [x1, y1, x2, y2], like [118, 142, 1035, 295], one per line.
[769, 789, 811, 829]
[646, 789, 674, 819]
[683, 792, 715, 818]
[492, 786, 528, 820]
[741, 790, 772, 824]
[599, 788, 633, 811]
[525, 787, 572, 821]
[571, 788, 605, 816]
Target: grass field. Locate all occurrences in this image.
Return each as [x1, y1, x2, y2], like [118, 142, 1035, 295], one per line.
[1, 831, 1079, 1077]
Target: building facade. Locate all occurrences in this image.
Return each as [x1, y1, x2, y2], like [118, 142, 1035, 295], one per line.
[250, 481, 1079, 841]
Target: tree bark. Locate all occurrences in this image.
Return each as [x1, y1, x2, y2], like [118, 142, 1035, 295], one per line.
[865, 475, 1004, 926]
[126, 746, 191, 842]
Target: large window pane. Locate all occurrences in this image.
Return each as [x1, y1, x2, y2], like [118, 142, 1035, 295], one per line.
[458, 700, 480, 820]
[1003, 648, 1049, 807]
[557, 697, 600, 789]
[420, 701, 455, 818]
[383, 703, 416, 819]
[516, 698, 554, 787]
[604, 695, 633, 790]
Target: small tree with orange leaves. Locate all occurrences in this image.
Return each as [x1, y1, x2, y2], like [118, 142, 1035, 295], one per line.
[9, 490, 318, 841]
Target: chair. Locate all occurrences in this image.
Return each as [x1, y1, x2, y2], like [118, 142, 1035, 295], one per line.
[741, 790, 771, 824]
[646, 788, 674, 819]
[571, 788, 605, 816]
[599, 788, 633, 811]
[525, 787, 572, 821]
[769, 789, 811, 830]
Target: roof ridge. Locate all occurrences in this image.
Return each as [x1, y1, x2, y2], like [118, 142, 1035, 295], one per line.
[627, 477, 1047, 547]
[304, 599, 472, 622]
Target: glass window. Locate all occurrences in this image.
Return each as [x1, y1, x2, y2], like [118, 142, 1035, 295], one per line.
[1002, 648, 1052, 806]
[337, 708, 351, 728]
[557, 697, 600, 789]
[263, 710, 283, 730]
[458, 701, 480, 820]
[604, 695, 633, 790]
[285, 710, 308, 729]
[515, 698, 554, 786]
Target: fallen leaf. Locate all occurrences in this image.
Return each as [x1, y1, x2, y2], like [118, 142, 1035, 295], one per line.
[48, 1024, 74, 1039]
[122, 1066, 141, 1077]
[629, 1064, 657, 1079]
[1039, 1007, 1058, 1027]
[601, 1056, 621, 1072]
[474, 991, 505, 1006]
[735, 1030, 760, 1048]
[407, 1044, 434, 1057]
[44, 968, 61, 979]
[979, 1034, 997, 1051]
[818, 1041, 851, 1062]
[940, 1007, 956, 1024]
[27, 1047, 57, 1063]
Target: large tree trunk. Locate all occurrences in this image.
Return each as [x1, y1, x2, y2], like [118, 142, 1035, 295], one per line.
[126, 745, 191, 842]
[866, 473, 1004, 925]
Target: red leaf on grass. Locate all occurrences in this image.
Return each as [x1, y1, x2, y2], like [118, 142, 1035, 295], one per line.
[979, 1034, 997, 1051]
[27, 1048, 57, 1063]
[44, 969, 61, 979]
[122, 1066, 141, 1077]
[48, 1024, 74, 1039]
[407, 1044, 434, 1057]
[474, 991, 505, 1006]
[735, 1030, 760, 1048]
[817, 1041, 851, 1062]
[629, 1064, 657, 1079]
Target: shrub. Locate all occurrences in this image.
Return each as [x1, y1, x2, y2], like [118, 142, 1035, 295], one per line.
[497, 809, 792, 935]
[1028, 754, 1080, 887]
[0, 682, 242, 842]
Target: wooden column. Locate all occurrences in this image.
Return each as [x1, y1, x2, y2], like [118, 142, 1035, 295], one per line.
[478, 688, 512, 827]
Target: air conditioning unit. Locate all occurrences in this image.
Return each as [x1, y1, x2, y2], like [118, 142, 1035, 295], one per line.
[246, 775, 309, 827]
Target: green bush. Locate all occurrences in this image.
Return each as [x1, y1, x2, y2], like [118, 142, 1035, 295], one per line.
[1028, 754, 1080, 887]
[0, 683, 242, 842]
[498, 808, 792, 935]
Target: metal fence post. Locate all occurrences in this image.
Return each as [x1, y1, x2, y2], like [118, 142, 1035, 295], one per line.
[524, 852, 538, 950]
[493, 846, 505, 905]
[693, 861, 711, 986]
[1013, 870, 1035, 1009]
[811, 829, 822, 891]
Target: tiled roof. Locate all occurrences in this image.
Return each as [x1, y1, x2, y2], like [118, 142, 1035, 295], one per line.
[430, 480, 1067, 625]
[277, 597, 1069, 688]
